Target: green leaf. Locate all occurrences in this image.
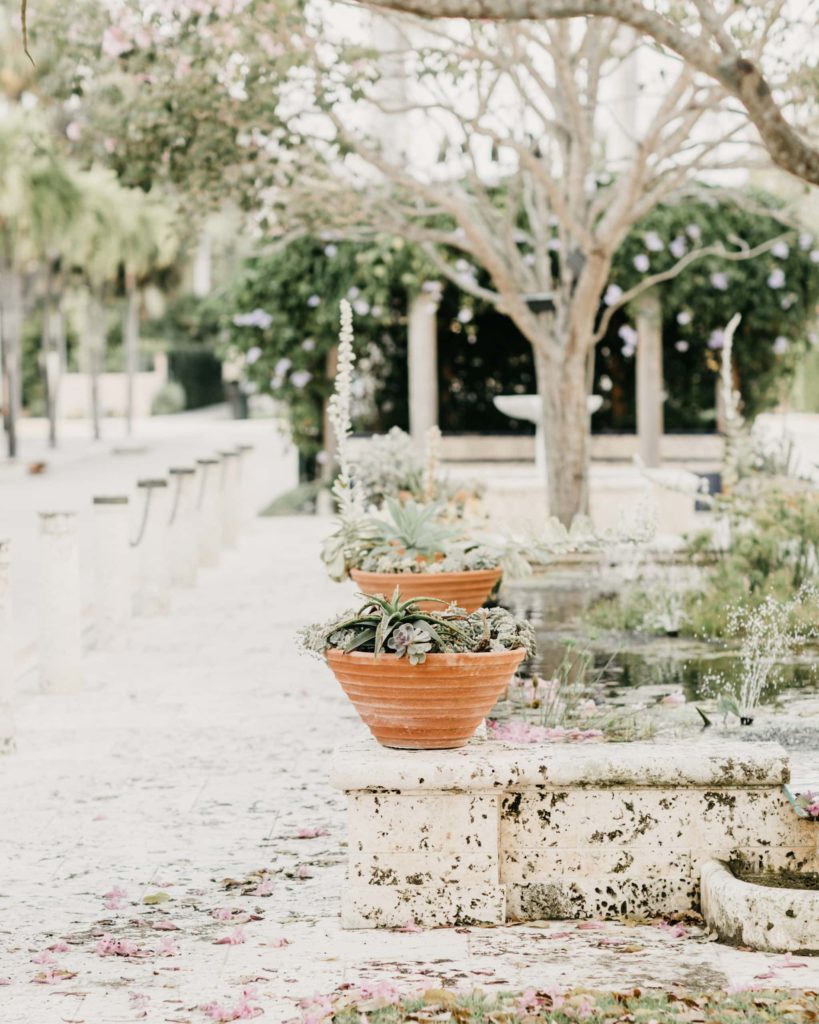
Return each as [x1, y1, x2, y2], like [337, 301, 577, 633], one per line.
[143, 892, 170, 905]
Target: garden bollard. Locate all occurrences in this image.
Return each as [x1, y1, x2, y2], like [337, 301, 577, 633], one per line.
[92, 496, 132, 649]
[236, 443, 255, 524]
[218, 450, 241, 547]
[168, 467, 199, 587]
[38, 512, 83, 693]
[132, 479, 171, 616]
[196, 457, 222, 567]
[0, 539, 15, 750]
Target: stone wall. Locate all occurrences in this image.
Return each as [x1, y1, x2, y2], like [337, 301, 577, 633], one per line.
[332, 740, 818, 929]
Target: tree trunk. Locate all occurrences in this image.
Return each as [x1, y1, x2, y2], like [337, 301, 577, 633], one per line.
[88, 290, 106, 441]
[534, 343, 591, 526]
[0, 263, 23, 459]
[123, 271, 140, 435]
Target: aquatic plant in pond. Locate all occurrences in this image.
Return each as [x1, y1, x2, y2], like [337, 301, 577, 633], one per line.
[703, 588, 818, 723]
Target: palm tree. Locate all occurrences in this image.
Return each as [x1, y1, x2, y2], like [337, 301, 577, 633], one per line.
[0, 110, 81, 456]
[116, 191, 179, 435]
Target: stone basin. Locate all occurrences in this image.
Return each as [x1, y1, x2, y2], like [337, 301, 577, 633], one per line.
[701, 858, 819, 953]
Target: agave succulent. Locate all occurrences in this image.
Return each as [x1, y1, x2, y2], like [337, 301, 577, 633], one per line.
[298, 590, 536, 666]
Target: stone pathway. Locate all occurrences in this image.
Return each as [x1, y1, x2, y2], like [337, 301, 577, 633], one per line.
[1, 516, 818, 1024]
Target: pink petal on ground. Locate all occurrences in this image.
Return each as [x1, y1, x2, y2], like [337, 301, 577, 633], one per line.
[0, 978, 11, 985]
[212, 908, 234, 921]
[252, 880, 275, 896]
[270, 937, 290, 948]
[754, 970, 778, 980]
[31, 951, 54, 964]
[398, 920, 422, 933]
[152, 919, 179, 931]
[47, 941, 70, 952]
[103, 886, 127, 899]
[296, 864, 313, 879]
[576, 921, 605, 930]
[158, 937, 179, 956]
[294, 827, 329, 839]
[214, 927, 246, 946]
[104, 897, 125, 910]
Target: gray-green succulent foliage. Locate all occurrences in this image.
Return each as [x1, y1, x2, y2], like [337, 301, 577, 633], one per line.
[298, 590, 537, 666]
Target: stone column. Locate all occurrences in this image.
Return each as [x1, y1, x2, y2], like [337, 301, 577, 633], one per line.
[219, 450, 241, 547]
[635, 288, 664, 468]
[408, 284, 442, 441]
[0, 539, 15, 750]
[38, 512, 83, 693]
[196, 457, 222, 567]
[132, 479, 171, 616]
[92, 496, 131, 648]
[168, 467, 199, 587]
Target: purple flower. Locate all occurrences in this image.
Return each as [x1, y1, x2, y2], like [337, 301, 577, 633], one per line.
[353, 299, 370, 317]
[771, 241, 789, 259]
[675, 340, 689, 352]
[323, 244, 338, 257]
[618, 324, 638, 346]
[676, 310, 692, 326]
[457, 308, 473, 324]
[669, 236, 687, 259]
[710, 272, 729, 291]
[633, 253, 650, 273]
[302, 338, 316, 351]
[273, 357, 292, 377]
[604, 284, 623, 306]
[246, 346, 262, 365]
[290, 370, 313, 389]
[233, 308, 272, 329]
[547, 238, 561, 251]
[798, 232, 813, 251]
[708, 330, 725, 350]
[767, 268, 785, 289]
[307, 295, 321, 308]
[810, 250, 819, 264]
[685, 224, 701, 241]
[644, 231, 664, 252]
[772, 336, 790, 355]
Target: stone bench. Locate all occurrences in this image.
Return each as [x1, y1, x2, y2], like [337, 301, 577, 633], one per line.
[331, 740, 818, 929]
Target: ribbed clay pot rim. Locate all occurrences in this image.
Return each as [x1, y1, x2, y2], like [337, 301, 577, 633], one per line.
[326, 647, 524, 667]
[350, 566, 502, 583]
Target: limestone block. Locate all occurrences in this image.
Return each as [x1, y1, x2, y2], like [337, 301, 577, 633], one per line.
[342, 883, 505, 929]
[507, 872, 699, 921]
[348, 792, 498, 854]
[350, 847, 497, 887]
[500, 844, 691, 886]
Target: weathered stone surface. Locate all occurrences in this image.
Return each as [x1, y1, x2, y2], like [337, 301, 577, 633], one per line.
[701, 859, 819, 953]
[335, 739, 812, 929]
[342, 883, 506, 929]
[332, 738, 790, 791]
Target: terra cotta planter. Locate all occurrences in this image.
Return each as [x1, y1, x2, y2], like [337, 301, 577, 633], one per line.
[326, 647, 525, 749]
[350, 566, 502, 612]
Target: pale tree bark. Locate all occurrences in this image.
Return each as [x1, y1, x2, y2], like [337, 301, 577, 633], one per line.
[0, 261, 23, 460]
[353, 0, 819, 186]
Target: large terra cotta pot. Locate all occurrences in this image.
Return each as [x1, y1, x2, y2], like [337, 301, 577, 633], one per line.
[349, 566, 502, 612]
[326, 647, 525, 749]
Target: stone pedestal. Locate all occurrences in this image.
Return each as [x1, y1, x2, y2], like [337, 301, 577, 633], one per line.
[219, 450, 240, 547]
[332, 740, 814, 929]
[38, 512, 83, 693]
[0, 539, 15, 750]
[168, 467, 199, 587]
[132, 479, 171, 616]
[196, 458, 222, 567]
[92, 496, 132, 648]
